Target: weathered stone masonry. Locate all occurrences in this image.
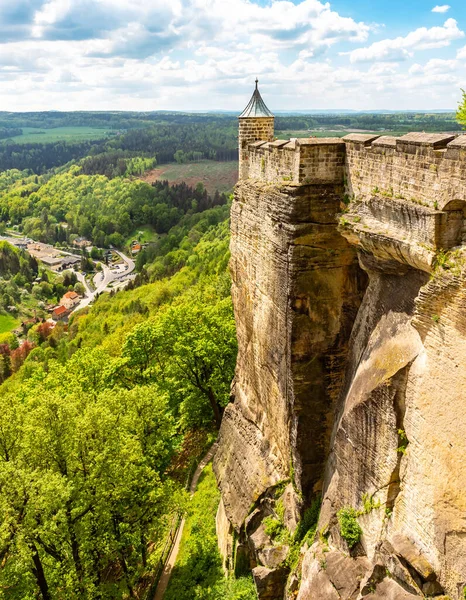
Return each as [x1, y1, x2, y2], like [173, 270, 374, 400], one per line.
[214, 91, 466, 600]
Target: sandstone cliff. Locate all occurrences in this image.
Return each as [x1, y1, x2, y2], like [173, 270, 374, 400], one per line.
[214, 130, 466, 600]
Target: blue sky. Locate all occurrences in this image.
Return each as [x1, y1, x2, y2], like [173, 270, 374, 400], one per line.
[0, 0, 465, 112]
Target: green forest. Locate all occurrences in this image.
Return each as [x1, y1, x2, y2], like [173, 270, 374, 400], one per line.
[0, 107, 258, 598]
[0, 166, 228, 248]
[0, 210, 253, 598]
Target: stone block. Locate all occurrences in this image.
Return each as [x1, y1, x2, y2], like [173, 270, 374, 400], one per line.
[343, 134, 381, 146]
[252, 566, 289, 600]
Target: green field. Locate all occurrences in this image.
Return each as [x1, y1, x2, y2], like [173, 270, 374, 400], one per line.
[126, 225, 160, 246]
[140, 160, 238, 195]
[0, 314, 19, 334]
[4, 126, 115, 144]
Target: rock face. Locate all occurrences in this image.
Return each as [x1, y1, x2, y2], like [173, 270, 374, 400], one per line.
[214, 125, 466, 599]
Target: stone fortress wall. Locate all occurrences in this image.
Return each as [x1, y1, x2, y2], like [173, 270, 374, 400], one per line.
[244, 131, 466, 272]
[244, 130, 466, 206]
[215, 110, 466, 600]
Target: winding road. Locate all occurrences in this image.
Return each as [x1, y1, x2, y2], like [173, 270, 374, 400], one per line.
[72, 250, 136, 313]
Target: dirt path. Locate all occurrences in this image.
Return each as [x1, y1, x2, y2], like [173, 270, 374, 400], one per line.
[153, 442, 218, 600]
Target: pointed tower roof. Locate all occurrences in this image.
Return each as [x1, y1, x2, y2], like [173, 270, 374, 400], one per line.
[239, 79, 274, 118]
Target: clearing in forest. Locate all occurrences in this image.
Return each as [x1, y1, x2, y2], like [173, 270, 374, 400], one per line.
[139, 160, 238, 195]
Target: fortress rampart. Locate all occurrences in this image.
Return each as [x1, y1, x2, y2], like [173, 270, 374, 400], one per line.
[215, 82, 466, 600]
[240, 131, 466, 272]
[345, 132, 466, 210]
[245, 137, 345, 184]
[243, 131, 466, 206]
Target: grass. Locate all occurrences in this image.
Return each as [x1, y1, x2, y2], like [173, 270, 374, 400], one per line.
[3, 127, 115, 144]
[165, 463, 257, 600]
[0, 314, 19, 334]
[139, 160, 238, 195]
[125, 225, 159, 247]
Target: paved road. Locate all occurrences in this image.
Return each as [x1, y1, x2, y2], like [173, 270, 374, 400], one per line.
[153, 443, 218, 600]
[72, 250, 136, 313]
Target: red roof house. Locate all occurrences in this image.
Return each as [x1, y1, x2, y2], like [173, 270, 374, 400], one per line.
[52, 305, 70, 321]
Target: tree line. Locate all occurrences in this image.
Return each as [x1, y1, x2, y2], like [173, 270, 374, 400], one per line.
[0, 128, 22, 140]
[0, 110, 462, 174]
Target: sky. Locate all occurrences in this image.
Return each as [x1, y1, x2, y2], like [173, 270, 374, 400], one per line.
[0, 0, 466, 112]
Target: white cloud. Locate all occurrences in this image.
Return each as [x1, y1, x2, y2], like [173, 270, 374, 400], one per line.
[432, 5, 451, 13]
[457, 45, 466, 59]
[0, 0, 463, 111]
[346, 18, 464, 63]
[409, 58, 458, 74]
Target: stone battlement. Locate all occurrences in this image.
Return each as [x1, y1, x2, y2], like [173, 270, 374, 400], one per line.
[242, 131, 466, 273]
[244, 132, 466, 200]
[344, 132, 466, 210]
[245, 137, 345, 184]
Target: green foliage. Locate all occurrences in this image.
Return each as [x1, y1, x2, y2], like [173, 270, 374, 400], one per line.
[0, 166, 228, 248]
[362, 493, 381, 514]
[397, 429, 409, 454]
[165, 465, 257, 600]
[115, 283, 236, 429]
[0, 351, 185, 598]
[0, 209, 235, 596]
[457, 89, 466, 129]
[433, 248, 464, 278]
[294, 497, 321, 545]
[263, 516, 286, 540]
[286, 497, 321, 570]
[337, 507, 363, 549]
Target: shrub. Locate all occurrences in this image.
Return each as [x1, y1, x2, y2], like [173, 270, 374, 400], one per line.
[294, 497, 321, 544]
[263, 516, 285, 540]
[337, 507, 362, 548]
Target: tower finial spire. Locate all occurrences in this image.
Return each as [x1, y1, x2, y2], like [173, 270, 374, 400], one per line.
[238, 79, 273, 118]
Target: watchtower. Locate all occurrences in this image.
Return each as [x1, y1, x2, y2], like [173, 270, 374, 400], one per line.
[238, 79, 274, 180]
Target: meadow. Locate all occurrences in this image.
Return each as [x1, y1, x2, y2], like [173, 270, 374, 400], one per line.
[3, 126, 115, 144]
[140, 160, 238, 195]
[0, 314, 19, 334]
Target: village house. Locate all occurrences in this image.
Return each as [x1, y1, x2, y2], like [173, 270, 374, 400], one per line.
[60, 291, 80, 309]
[73, 237, 92, 249]
[59, 256, 81, 271]
[52, 305, 70, 321]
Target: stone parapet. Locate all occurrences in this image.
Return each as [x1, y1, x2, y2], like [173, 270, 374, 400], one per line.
[344, 133, 466, 209]
[246, 137, 346, 185]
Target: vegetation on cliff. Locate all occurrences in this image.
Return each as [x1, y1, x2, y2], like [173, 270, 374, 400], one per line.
[0, 204, 236, 597]
[457, 89, 466, 129]
[165, 465, 257, 600]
